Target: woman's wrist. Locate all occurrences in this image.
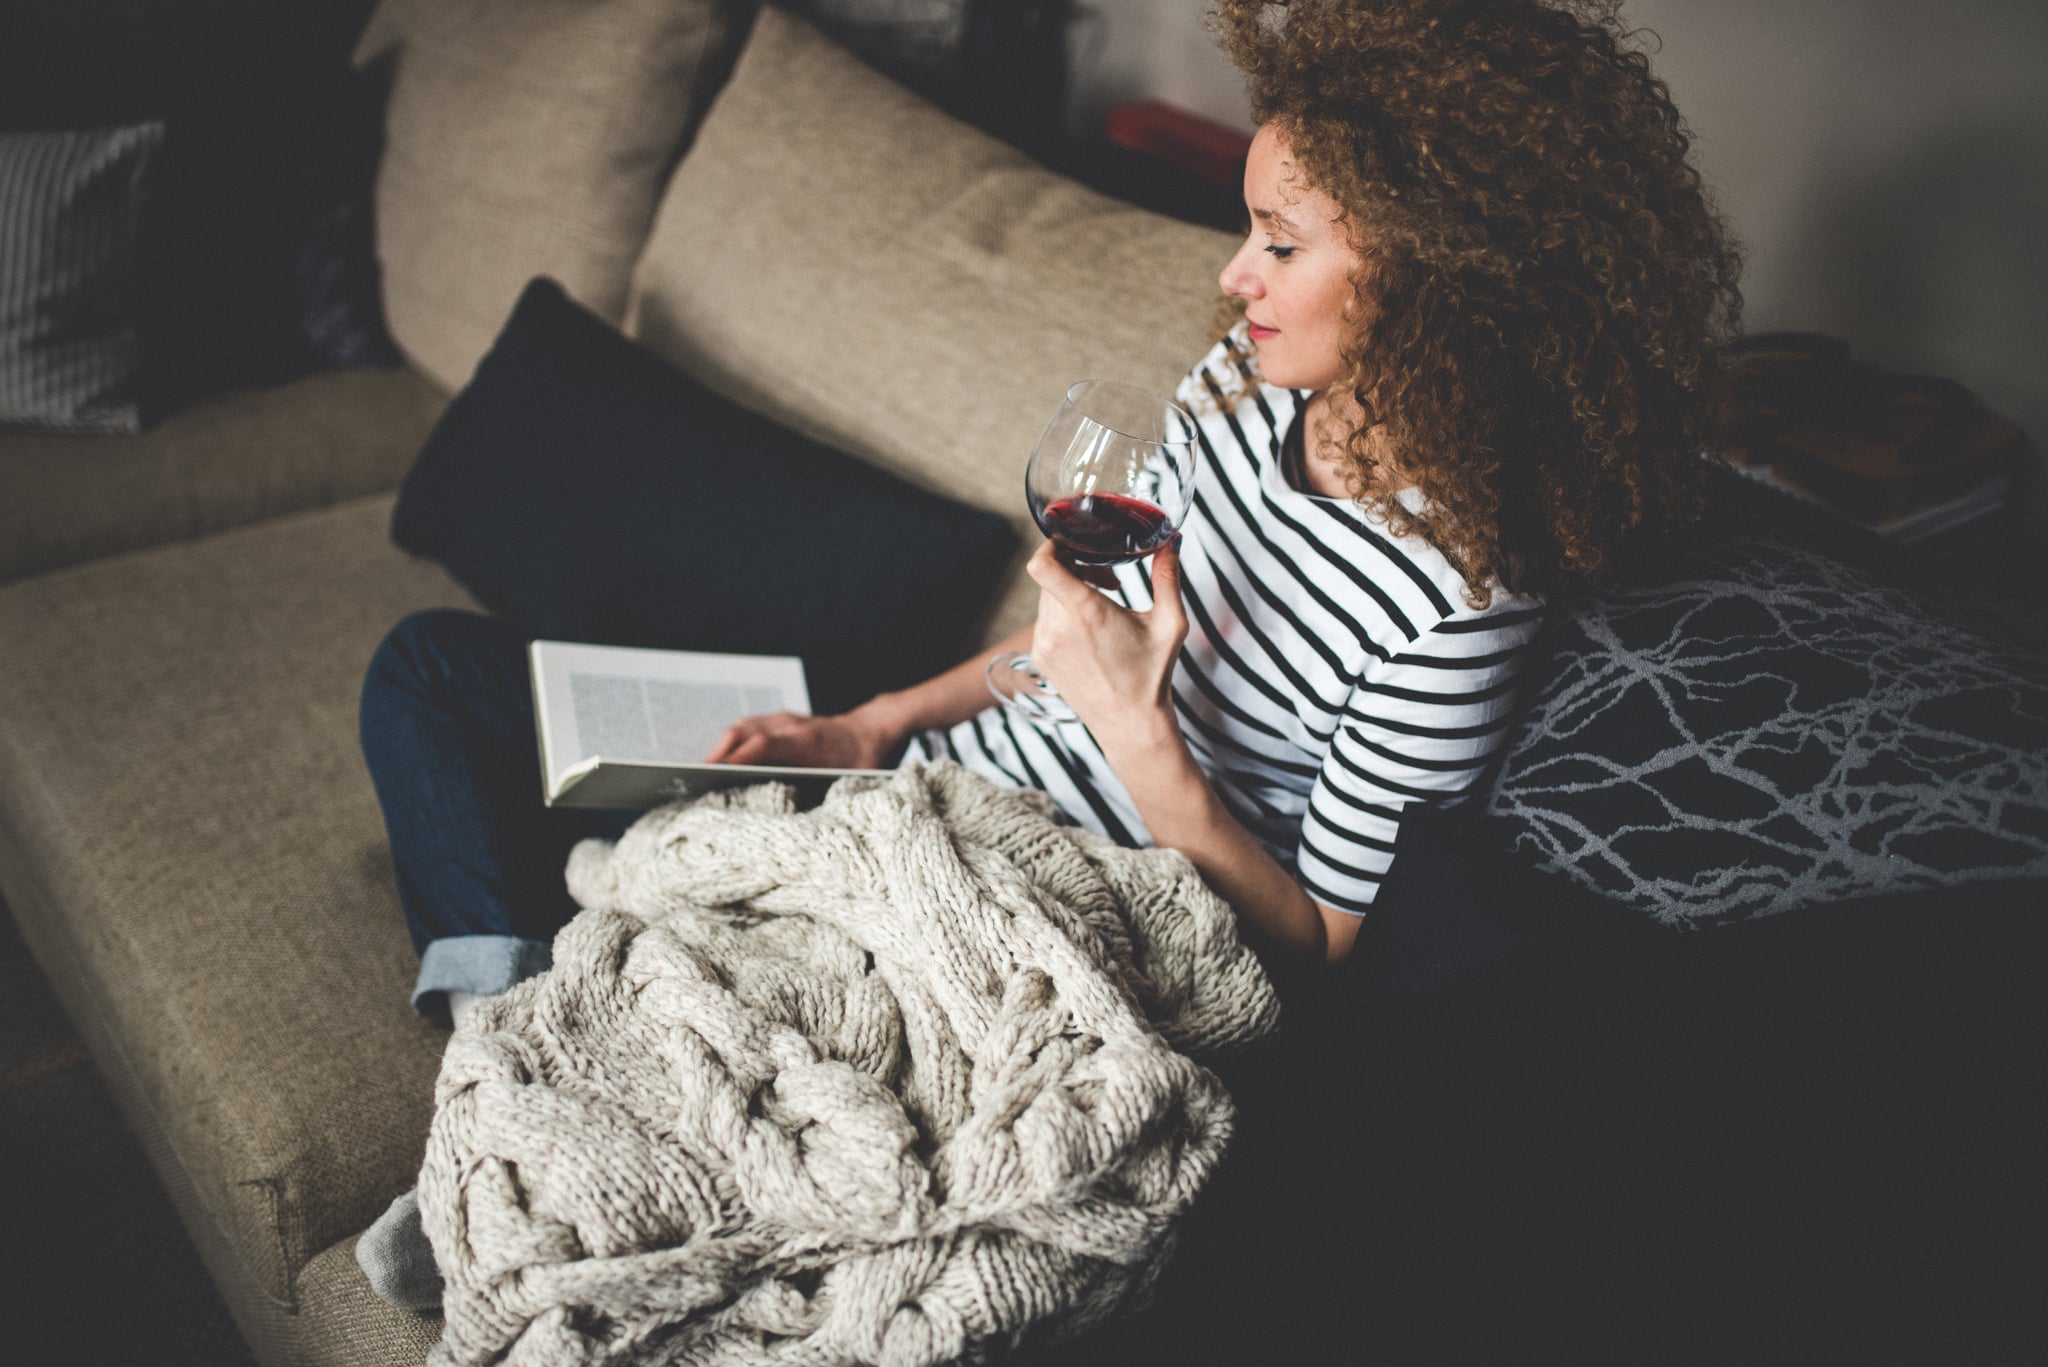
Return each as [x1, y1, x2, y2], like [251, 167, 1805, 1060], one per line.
[1094, 707, 1199, 804]
[847, 690, 918, 757]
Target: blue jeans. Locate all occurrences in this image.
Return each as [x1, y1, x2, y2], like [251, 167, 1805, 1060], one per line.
[359, 610, 634, 1025]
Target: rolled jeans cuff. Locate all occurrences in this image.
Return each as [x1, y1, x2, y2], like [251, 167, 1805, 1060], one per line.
[411, 934, 553, 1027]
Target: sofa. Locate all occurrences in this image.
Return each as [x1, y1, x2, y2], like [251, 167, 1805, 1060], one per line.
[2, 4, 2042, 1365]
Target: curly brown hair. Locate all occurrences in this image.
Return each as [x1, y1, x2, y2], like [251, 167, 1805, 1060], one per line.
[1214, 0, 1743, 603]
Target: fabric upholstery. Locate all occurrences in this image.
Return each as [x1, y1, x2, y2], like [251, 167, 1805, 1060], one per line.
[354, 0, 739, 393]
[626, 6, 1235, 646]
[390, 277, 1018, 713]
[0, 365, 445, 585]
[1485, 533, 2048, 924]
[0, 497, 474, 1306]
[0, 123, 162, 431]
[292, 1236, 442, 1366]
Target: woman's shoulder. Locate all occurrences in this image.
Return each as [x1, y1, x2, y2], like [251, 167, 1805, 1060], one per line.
[1366, 487, 1548, 639]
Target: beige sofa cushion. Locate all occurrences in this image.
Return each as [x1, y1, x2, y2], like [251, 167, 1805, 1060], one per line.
[355, 0, 739, 393]
[626, 6, 1236, 645]
[0, 367, 444, 585]
[0, 497, 472, 1309]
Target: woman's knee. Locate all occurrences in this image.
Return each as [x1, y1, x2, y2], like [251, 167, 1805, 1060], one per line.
[365, 609, 507, 690]
[360, 610, 520, 746]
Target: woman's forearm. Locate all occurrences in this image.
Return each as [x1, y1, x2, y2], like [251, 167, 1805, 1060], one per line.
[1015, 543, 1360, 963]
[849, 624, 1033, 751]
[1101, 716, 1361, 964]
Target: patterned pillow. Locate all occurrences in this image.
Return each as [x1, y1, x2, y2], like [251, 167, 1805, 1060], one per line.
[0, 123, 163, 432]
[1484, 534, 2048, 925]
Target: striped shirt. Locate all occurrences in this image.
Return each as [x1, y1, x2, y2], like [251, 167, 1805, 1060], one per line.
[908, 327, 1545, 914]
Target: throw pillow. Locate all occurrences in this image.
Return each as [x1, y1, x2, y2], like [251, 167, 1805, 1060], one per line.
[0, 123, 163, 433]
[1484, 533, 2048, 925]
[354, 0, 742, 393]
[625, 5, 1234, 645]
[390, 278, 1019, 716]
[2, 8, 400, 411]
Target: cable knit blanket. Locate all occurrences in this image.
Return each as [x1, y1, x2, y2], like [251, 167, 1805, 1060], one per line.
[419, 761, 1281, 1367]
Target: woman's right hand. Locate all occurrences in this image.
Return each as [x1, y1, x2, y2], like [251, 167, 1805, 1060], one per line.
[704, 624, 1032, 771]
[703, 706, 899, 770]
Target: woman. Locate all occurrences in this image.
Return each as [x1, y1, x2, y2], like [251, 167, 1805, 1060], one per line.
[362, 0, 1739, 1026]
[700, 0, 1741, 963]
[355, 0, 1740, 1305]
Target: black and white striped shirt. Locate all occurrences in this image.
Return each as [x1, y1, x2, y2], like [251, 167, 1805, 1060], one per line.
[909, 327, 1545, 914]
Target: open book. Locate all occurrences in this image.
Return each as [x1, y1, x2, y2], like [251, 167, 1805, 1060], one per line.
[528, 640, 883, 808]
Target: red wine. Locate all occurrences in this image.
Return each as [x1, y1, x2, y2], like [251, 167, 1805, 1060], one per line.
[1038, 492, 1175, 568]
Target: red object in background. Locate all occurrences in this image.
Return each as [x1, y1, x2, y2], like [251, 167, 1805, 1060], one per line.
[1104, 99, 1253, 189]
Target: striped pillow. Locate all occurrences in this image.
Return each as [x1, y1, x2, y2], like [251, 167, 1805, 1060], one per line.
[0, 123, 164, 433]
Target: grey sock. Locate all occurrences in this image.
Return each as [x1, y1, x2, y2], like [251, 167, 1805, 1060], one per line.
[355, 1187, 443, 1311]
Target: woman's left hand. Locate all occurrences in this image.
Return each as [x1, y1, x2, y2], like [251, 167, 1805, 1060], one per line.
[1024, 538, 1187, 747]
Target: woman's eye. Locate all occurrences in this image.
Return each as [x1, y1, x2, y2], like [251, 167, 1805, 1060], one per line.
[1264, 244, 1297, 261]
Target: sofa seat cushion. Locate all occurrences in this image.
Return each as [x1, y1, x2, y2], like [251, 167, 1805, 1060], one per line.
[626, 6, 1236, 646]
[0, 365, 445, 584]
[0, 496, 473, 1306]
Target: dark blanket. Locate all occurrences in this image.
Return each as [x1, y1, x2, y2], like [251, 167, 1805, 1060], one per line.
[1033, 814, 2048, 1364]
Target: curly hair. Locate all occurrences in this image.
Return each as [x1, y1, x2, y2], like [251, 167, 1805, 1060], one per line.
[1213, 0, 1743, 603]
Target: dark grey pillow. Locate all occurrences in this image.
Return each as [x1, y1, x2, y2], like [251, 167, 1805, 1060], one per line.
[0, 123, 163, 432]
[1485, 534, 2048, 925]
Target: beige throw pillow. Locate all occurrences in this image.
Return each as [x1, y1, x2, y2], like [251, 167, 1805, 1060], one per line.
[356, 0, 737, 393]
[625, 7, 1235, 644]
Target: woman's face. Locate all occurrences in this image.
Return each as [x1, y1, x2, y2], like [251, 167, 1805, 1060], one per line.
[1219, 123, 1364, 394]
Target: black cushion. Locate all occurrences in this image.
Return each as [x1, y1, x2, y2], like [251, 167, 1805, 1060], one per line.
[1168, 847, 2048, 1366]
[391, 277, 1018, 715]
[1483, 531, 2048, 924]
[1316, 802, 1655, 1003]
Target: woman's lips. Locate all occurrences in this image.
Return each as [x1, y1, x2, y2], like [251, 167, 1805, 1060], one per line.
[1247, 322, 1279, 341]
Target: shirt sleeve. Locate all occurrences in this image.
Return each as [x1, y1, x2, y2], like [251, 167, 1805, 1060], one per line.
[1293, 608, 1541, 914]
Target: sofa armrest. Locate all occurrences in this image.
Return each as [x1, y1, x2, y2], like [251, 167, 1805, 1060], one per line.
[0, 366, 444, 585]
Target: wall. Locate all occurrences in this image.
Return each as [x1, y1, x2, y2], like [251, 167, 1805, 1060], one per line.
[1068, 0, 2048, 525]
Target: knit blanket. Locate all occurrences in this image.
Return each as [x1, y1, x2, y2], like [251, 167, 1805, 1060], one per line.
[419, 761, 1281, 1367]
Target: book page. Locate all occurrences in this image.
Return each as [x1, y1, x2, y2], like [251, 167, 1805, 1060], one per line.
[530, 641, 812, 793]
[570, 674, 787, 764]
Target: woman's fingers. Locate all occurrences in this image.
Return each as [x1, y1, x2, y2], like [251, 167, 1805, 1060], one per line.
[1025, 542, 1106, 609]
[706, 712, 884, 768]
[705, 713, 795, 764]
[1148, 537, 1189, 641]
[725, 733, 774, 765]
[704, 723, 745, 764]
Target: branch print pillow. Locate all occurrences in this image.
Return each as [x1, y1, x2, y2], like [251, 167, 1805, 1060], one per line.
[1484, 534, 2048, 926]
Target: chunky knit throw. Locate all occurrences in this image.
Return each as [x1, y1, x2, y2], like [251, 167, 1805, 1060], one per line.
[419, 761, 1281, 1367]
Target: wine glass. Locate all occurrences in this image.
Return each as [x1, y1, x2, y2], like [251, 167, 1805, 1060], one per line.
[986, 379, 1199, 727]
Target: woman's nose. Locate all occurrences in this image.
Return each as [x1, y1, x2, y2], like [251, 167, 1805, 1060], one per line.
[1219, 239, 1262, 299]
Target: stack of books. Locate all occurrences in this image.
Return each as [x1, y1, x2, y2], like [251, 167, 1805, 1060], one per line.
[1713, 333, 2028, 543]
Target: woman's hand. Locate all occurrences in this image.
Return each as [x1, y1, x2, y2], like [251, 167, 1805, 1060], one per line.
[704, 706, 898, 769]
[703, 623, 1040, 772]
[1024, 538, 1188, 748]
